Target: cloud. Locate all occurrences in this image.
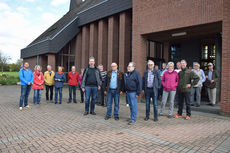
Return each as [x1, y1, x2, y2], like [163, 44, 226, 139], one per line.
[0, 2, 11, 11]
[51, 0, 69, 6]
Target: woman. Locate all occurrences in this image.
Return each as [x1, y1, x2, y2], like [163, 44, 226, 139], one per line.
[78, 68, 84, 103]
[32, 65, 44, 104]
[54, 66, 66, 104]
[159, 62, 179, 118]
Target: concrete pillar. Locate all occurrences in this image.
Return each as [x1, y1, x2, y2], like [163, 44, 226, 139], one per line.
[81, 25, 90, 68]
[98, 19, 108, 70]
[108, 15, 119, 71]
[89, 22, 98, 62]
[220, 0, 230, 115]
[119, 11, 131, 72]
[76, 32, 82, 72]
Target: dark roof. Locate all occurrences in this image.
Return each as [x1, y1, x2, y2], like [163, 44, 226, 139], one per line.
[21, 0, 132, 59]
[28, 0, 105, 46]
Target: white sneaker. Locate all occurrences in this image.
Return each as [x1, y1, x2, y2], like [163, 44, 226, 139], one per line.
[126, 104, 129, 107]
[19, 107, 22, 111]
[25, 105, 31, 109]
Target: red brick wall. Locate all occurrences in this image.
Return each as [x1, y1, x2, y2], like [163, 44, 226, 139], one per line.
[220, 0, 230, 116]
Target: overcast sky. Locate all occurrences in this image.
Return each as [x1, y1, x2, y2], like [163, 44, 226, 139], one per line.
[0, 0, 70, 63]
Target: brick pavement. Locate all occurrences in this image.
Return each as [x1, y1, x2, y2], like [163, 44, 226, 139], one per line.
[0, 85, 230, 153]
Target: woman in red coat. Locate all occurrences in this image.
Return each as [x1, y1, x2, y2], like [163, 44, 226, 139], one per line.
[33, 65, 44, 104]
[68, 66, 79, 103]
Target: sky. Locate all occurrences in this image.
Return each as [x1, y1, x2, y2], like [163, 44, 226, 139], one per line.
[0, 0, 70, 63]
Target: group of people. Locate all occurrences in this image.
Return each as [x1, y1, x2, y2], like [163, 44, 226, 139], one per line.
[18, 56, 218, 125]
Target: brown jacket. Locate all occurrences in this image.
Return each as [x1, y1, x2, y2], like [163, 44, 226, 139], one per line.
[204, 70, 219, 88]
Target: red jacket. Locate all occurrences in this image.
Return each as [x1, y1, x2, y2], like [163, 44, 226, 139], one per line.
[161, 70, 179, 91]
[68, 71, 79, 86]
[32, 71, 44, 90]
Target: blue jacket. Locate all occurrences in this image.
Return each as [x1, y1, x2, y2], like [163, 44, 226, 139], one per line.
[19, 68, 34, 86]
[124, 70, 142, 96]
[54, 72, 66, 88]
[142, 69, 161, 97]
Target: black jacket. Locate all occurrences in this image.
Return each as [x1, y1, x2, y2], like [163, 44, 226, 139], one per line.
[123, 70, 142, 96]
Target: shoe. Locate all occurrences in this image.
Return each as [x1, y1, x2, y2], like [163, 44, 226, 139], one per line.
[126, 104, 129, 107]
[195, 105, 200, 107]
[19, 107, 22, 111]
[128, 120, 135, 125]
[73, 101, 77, 103]
[105, 116, 111, 120]
[153, 118, 158, 122]
[67, 101, 71, 104]
[114, 117, 119, 121]
[55, 102, 57, 104]
[90, 112, 96, 115]
[185, 116, 191, 120]
[83, 112, 89, 116]
[25, 105, 31, 109]
[168, 115, 173, 119]
[175, 114, 182, 118]
[144, 117, 149, 121]
[126, 118, 131, 122]
[59, 102, 62, 104]
[159, 113, 163, 116]
[191, 104, 194, 106]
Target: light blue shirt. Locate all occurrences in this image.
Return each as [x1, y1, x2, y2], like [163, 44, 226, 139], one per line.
[208, 70, 213, 81]
[110, 71, 117, 89]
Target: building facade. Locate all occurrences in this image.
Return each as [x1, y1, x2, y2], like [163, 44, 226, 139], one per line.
[21, 0, 230, 115]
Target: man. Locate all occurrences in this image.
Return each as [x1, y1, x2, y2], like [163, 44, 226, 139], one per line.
[205, 63, 219, 106]
[44, 65, 55, 102]
[158, 63, 167, 99]
[176, 60, 199, 120]
[142, 60, 161, 122]
[175, 62, 182, 73]
[96, 64, 107, 106]
[81, 57, 102, 115]
[18, 62, 34, 111]
[190, 62, 206, 107]
[104, 63, 124, 121]
[123, 62, 142, 125]
[68, 66, 79, 103]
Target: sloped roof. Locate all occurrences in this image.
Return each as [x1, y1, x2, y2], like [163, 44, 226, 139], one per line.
[28, 0, 105, 47]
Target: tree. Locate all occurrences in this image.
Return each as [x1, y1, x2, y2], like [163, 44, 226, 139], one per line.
[0, 51, 11, 73]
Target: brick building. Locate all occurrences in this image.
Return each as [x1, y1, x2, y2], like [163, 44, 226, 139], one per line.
[21, 0, 230, 115]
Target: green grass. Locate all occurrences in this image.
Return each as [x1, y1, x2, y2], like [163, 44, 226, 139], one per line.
[0, 72, 20, 85]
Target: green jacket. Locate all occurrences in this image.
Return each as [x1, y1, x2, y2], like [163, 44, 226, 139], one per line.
[178, 68, 199, 93]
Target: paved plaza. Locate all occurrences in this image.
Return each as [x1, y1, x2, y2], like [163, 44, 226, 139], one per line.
[0, 85, 230, 153]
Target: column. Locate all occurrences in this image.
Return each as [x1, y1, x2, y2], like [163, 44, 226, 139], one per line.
[89, 22, 98, 62]
[81, 25, 90, 68]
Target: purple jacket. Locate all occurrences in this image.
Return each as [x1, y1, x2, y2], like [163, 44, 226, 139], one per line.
[161, 70, 179, 91]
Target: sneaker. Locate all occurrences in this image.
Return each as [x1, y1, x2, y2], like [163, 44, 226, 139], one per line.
[144, 117, 149, 121]
[153, 118, 158, 122]
[128, 120, 135, 125]
[126, 118, 131, 122]
[175, 114, 182, 118]
[19, 107, 22, 111]
[168, 115, 173, 119]
[105, 116, 111, 120]
[126, 104, 129, 107]
[25, 105, 31, 109]
[185, 116, 191, 120]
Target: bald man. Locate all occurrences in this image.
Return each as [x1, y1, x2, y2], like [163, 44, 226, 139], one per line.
[104, 63, 124, 121]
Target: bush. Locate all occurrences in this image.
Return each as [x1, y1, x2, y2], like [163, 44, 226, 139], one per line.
[0, 73, 20, 85]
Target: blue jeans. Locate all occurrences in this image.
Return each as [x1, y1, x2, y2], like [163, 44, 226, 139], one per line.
[69, 85, 77, 102]
[33, 89, 42, 104]
[145, 89, 158, 119]
[126, 92, 138, 122]
[106, 89, 120, 117]
[19, 85, 32, 107]
[55, 87, 63, 104]
[85, 86, 98, 113]
[79, 87, 84, 102]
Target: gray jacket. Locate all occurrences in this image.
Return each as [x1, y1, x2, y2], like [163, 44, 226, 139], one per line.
[81, 66, 102, 88]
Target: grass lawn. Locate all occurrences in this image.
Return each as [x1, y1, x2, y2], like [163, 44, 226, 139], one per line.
[0, 72, 20, 85]
[1, 72, 19, 77]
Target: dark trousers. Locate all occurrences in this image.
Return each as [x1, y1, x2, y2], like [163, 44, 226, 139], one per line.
[55, 87, 63, 104]
[177, 91, 191, 117]
[69, 85, 77, 102]
[85, 86, 98, 113]
[45, 85, 53, 101]
[145, 89, 158, 119]
[79, 87, 84, 102]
